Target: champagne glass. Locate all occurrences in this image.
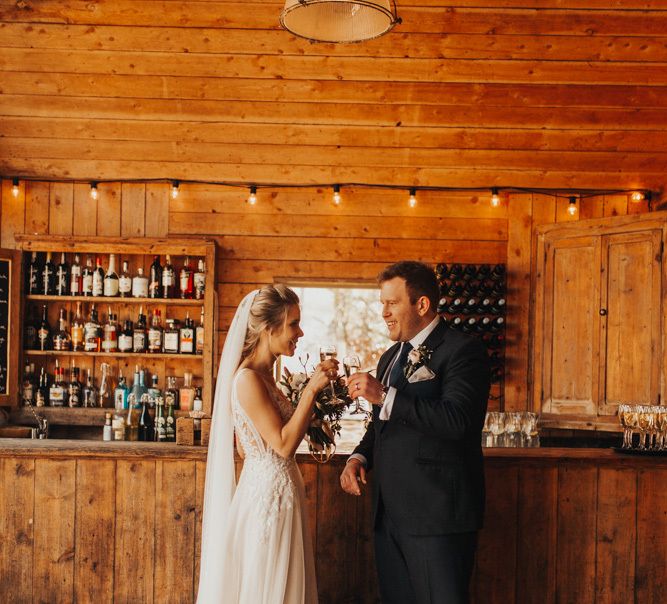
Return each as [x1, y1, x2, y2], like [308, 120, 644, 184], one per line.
[343, 355, 363, 414]
[319, 345, 338, 401]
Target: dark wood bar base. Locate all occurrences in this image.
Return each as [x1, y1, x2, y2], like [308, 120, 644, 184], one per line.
[1, 441, 665, 603]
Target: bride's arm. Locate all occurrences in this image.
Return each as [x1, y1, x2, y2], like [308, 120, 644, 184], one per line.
[237, 363, 335, 459]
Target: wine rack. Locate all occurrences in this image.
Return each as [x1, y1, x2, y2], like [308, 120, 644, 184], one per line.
[435, 263, 507, 409]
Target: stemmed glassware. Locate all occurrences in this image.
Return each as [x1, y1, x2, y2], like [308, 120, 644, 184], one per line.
[319, 345, 339, 402]
[343, 355, 363, 415]
[520, 412, 539, 447]
[488, 412, 505, 447]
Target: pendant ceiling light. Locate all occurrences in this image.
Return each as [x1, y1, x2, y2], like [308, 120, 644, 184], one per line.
[280, 0, 401, 43]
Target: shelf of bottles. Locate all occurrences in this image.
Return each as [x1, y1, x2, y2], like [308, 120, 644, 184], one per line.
[16, 236, 217, 440]
[435, 263, 507, 408]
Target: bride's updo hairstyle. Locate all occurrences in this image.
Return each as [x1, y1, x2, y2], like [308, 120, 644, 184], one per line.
[242, 284, 300, 359]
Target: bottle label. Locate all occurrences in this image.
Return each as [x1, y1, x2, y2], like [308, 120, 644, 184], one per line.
[119, 276, 132, 295]
[84, 323, 100, 351]
[35, 392, 46, 407]
[38, 328, 49, 348]
[162, 269, 174, 287]
[93, 273, 104, 296]
[49, 386, 65, 407]
[148, 328, 162, 352]
[180, 328, 194, 353]
[82, 274, 93, 294]
[68, 388, 81, 407]
[22, 384, 34, 405]
[165, 391, 177, 407]
[133, 331, 146, 352]
[102, 333, 118, 352]
[164, 331, 179, 353]
[42, 266, 52, 294]
[114, 389, 128, 410]
[29, 267, 39, 293]
[71, 326, 84, 348]
[70, 266, 81, 294]
[196, 326, 204, 354]
[118, 333, 133, 352]
[56, 268, 68, 295]
[194, 273, 205, 298]
[132, 277, 148, 298]
[180, 272, 190, 293]
[103, 278, 119, 297]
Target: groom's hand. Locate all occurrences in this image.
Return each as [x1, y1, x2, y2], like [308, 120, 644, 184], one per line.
[340, 459, 367, 496]
[346, 372, 385, 405]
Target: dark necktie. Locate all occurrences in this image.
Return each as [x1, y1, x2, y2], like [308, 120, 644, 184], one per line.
[387, 342, 413, 388]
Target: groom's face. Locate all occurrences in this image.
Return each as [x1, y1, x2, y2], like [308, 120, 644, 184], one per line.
[380, 277, 425, 342]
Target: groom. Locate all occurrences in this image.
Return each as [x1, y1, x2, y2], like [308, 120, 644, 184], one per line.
[341, 261, 490, 604]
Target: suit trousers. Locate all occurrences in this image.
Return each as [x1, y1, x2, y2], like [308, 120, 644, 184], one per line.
[374, 506, 477, 604]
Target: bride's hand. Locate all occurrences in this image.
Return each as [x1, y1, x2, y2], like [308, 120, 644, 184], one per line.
[306, 359, 339, 395]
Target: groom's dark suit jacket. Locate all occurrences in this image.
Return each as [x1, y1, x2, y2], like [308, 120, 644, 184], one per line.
[354, 320, 490, 536]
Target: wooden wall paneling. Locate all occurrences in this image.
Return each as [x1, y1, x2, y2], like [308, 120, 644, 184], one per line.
[555, 464, 597, 604]
[146, 183, 169, 237]
[74, 459, 115, 604]
[355, 479, 380, 604]
[73, 182, 98, 236]
[579, 195, 605, 221]
[0, 457, 35, 603]
[96, 183, 122, 237]
[595, 468, 636, 604]
[1, 179, 25, 248]
[635, 468, 667, 602]
[49, 181, 74, 236]
[300, 462, 318, 562]
[32, 459, 76, 603]
[121, 182, 146, 237]
[25, 181, 50, 235]
[628, 196, 650, 214]
[114, 460, 156, 602]
[603, 194, 629, 217]
[193, 460, 206, 597]
[504, 193, 532, 411]
[154, 460, 197, 604]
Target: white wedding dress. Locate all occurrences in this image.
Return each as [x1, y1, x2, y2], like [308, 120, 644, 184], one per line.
[217, 368, 318, 604]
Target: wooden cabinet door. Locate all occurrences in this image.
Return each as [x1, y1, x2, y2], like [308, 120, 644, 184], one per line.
[598, 230, 662, 415]
[539, 235, 601, 415]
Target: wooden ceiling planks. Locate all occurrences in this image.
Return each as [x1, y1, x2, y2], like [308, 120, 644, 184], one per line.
[0, 1, 666, 192]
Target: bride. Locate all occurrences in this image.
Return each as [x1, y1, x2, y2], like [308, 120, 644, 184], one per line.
[197, 285, 336, 603]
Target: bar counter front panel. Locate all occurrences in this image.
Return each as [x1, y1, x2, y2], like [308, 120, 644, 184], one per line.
[1, 441, 665, 604]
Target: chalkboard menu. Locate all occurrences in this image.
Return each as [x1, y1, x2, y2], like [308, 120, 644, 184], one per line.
[0, 249, 20, 405]
[0, 258, 8, 395]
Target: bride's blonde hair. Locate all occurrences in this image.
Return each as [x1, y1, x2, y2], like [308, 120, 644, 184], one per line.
[242, 284, 300, 359]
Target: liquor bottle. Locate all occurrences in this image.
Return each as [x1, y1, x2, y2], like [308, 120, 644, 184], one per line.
[42, 252, 56, 295]
[98, 361, 111, 407]
[84, 305, 102, 352]
[194, 259, 206, 300]
[49, 362, 67, 407]
[28, 252, 42, 294]
[114, 370, 130, 410]
[179, 312, 194, 354]
[118, 319, 133, 353]
[195, 306, 205, 355]
[53, 307, 72, 351]
[138, 394, 154, 442]
[179, 372, 195, 411]
[163, 319, 179, 354]
[71, 302, 84, 351]
[164, 376, 179, 411]
[83, 369, 99, 408]
[37, 304, 52, 351]
[82, 256, 94, 296]
[103, 413, 113, 441]
[118, 260, 132, 298]
[132, 267, 149, 298]
[147, 374, 161, 407]
[165, 395, 176, 442]
[68, 366, 82, 408]
[21, 362, 35, 406]
[489, 297, 506, 314]
[102, 309, 118, 353]
[56, 252, 69, 296]
[147, 309, 163, 353]
[125, 394, 140, 441]
[35, 367, 48, 407]
[149, 255, 162, 299]
[132, 307, 147, 353]
[24, 305, 38, 349]
[130, 365, 148, 405]
[193, 387, 203, 444]
[179, 256, 194, 299]
[70, 253, 82, 296]
[92, 256, 104, 297]
[103, 254, 119, 297]
[162, 254, 175, 299]
[154, 396, 167, 442]
[112, 409, 126, 441]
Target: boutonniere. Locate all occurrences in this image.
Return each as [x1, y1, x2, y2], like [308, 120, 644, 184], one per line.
[404, 345, 433, 379]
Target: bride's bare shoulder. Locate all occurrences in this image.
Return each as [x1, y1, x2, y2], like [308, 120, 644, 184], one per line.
[235, 368, 272, 406]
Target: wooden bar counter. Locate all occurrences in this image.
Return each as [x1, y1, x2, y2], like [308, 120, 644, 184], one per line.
[1, 440, 665, 604]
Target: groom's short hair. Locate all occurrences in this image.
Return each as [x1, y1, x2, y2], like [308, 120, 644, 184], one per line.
[378, 261, 439, 312]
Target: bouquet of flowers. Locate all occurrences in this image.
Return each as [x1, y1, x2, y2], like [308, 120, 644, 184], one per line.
[279, 357, 354, 463]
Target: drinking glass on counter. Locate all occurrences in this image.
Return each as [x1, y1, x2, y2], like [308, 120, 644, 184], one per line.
[482, 411, 540, 448]
[616, 404, 666, 451]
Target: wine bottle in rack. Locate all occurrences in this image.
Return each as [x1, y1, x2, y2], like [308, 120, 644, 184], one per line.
[103, 254, 119, 297]
[71, 302, 84, 351]
[133, 307, 147, 353]
[132, 267, 148, 298]
[162, 255, 175, 299]
[42, 252, 56, 295]
[84, 304, 102, 352]
[462, 265, 478, 280]
[148, 309, 163, 353]
[53, 308, 72, 351]
[82, 256, 94, 297]
[118, 319, 133, 353]
[489, 298, 506, 314]
[447, 264, 463, 279]
[37, 304, 51, 351]
[70, 254, 82, 296]
[149, 256, 162, 299]
[119, 260, 132, 298]
[92, 257, 104, 297]
[56, 253, 69, 296]
[476, 265, 491, 280]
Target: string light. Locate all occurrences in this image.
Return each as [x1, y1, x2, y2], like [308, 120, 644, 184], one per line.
[247, 185, 257, 205]
[332, 185, 341, 206]
[90, 182, 98, 200]
[408, 188, 417, 208]
[171, 180, 180, 199]
[490, 187, 500, 208]
[630, 191, 644, 202]
[11, 178, 20, 198]
[568, 196, 578, 216]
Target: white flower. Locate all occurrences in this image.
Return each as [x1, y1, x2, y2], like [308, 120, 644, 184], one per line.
[408, 348, 421, 364]
[290, 372, 308, 389]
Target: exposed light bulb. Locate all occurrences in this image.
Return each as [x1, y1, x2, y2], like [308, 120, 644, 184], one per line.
[11, 178, 20, 198]
[630, 191, 644, 202]
[247, 186, 257, 205]
[567, 196, 577, 216]
[90, 182, 98, 200]
[408, 188, 417, 208]
[490, 188, 500, 208]
[171, 181, 180, 199]
[332, 185, 341, 206]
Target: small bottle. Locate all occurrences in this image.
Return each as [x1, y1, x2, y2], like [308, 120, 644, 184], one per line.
[81, 256, 94, 296]
[37, 304, 51, 351]
[179, 372, 195, 412]
[130, 365, 148, 404]
[162, 255, 175, 299]
[68, 366, 82, 408]
[147, 374, 161, 408]
[195, 306, 205, 355]
[118, 319, 133, 353]
[179, 312, 194, 354]
[83, 369, 99, 408]
[21, 362, 35, 406]
[165, 396, 176, 442]
[49, 362, 67, 407]
[132, 267, 149, 298]
[53, 307, 71, 351]
[98, 362, 112, 407]
[163, 318, 180, 354]
[35, 367, 48, 407]
[92, 257, 105, 297]
[149, 255, 162, 299]
[164, 376, 179, 411]
[138, 394, 154, 442]
[154, 396, 167, 442]
[102, 308, 118, 353]
[125, 394, 139, 442]
[42, 252, 56, 295]
[70, 253, 82, 296]
[112, 409, 126, 441]
[56, 252, 69, 296]
[71, 302, 84, 351]
[133, 307, 147, 353]
[179, 256, 194, 299]
[84, 304, 102, 352]
[114, 370, 130, 410]
[193, 259, 206, 300]
[103, 413, 113, 441]
[147, 309, 163, 353]
[193, 387, 203, 444]
[28, 251, 42, 295]
[103, 254, 119, 297]
[118, 260, 132, 298]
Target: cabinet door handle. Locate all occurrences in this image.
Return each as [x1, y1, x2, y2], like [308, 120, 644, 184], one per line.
[599, 308, 607, 316]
